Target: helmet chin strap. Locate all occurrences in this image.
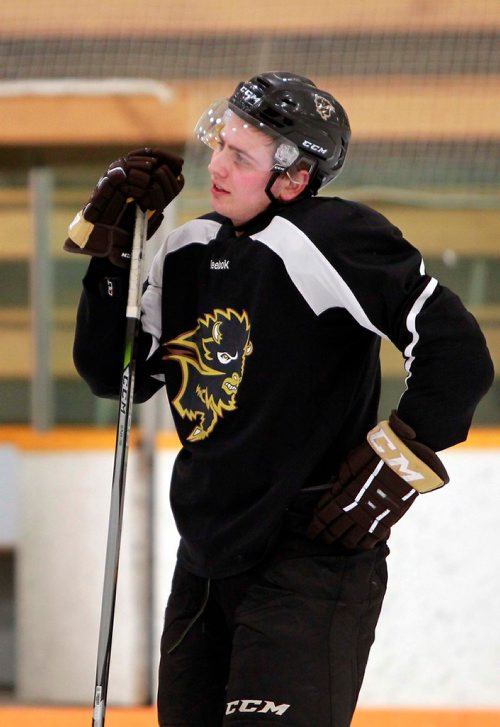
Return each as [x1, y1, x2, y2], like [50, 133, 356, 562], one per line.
[265, 169, 315, 204]
[265, 171, 282, 203]
[232, 171, 313, 234]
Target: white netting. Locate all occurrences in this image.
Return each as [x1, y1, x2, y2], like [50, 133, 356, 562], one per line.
[0, 0, 499, 201]
[0, 1, 498, 428]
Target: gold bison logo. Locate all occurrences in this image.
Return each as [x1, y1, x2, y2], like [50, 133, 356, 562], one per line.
[164, 308, 253, 442]
[314, 93, 335, 121]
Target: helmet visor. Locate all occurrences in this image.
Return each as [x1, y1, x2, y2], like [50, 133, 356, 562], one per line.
[195, 98, 302, 173]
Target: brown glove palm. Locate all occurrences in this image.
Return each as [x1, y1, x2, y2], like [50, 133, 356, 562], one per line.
[307, 412, 449, 550]
[64, 148, 184, 267]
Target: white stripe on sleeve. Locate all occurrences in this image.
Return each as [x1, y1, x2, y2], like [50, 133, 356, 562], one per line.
[402, 275, 438, 389]
[254, 216, 386, 338]
[141, 218, 222, 359]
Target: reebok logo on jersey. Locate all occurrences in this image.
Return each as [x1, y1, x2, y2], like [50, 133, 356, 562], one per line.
[210, 259, 230, 270]
[225, 699, 291, 716]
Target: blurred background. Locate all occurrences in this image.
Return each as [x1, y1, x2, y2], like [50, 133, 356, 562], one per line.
[0, 0, 499, 722]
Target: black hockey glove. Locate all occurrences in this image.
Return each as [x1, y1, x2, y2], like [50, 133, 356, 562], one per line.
[64, 148, 184, 268]
[307, 411, 449, 550]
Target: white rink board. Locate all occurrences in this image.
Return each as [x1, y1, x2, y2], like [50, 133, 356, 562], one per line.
[151, 448, 179, 701]
[358, 448, 500, 708]
[15, 442, 500, 707]
[17, 448, 150, 705]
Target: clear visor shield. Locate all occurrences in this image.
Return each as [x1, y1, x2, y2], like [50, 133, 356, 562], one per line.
[194, 98, 304, 173]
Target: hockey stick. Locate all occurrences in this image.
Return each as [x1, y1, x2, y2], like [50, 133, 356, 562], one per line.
[92, 206, 148, 727]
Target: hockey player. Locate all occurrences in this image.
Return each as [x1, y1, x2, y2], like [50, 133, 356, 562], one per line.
[65, 72, 494, 726]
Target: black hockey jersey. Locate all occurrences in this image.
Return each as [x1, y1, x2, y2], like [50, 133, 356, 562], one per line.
[73, 196, 494, 577]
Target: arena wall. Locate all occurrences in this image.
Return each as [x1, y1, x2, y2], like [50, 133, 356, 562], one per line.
[1, 428, 498, 710]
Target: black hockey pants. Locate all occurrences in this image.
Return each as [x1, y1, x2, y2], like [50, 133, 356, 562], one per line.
[157, 535, 388, 727]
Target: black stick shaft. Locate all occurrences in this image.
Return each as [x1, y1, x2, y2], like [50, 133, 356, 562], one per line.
[92, 208, 147, 727]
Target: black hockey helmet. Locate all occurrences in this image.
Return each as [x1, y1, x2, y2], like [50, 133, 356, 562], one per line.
[195, 71, 351, 194]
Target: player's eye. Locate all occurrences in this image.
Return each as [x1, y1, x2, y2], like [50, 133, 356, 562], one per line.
[233, 151, 252, 167]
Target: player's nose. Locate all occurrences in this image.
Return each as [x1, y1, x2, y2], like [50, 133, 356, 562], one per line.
[208, 148, 228, 177]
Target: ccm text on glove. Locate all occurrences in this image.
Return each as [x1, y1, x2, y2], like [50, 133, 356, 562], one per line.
[307, 412, 449, 550]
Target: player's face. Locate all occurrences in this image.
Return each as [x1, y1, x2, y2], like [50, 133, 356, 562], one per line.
[207, 115, 276, 226]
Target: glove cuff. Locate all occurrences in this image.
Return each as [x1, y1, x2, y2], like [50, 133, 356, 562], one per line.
[66, 210, 95, 249]
[367, 418, 448, 493]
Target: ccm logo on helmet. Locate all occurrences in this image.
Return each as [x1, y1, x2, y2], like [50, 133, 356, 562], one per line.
[238, 85, 261, 106]
[225, 699, 291, 716]
[302, 140, 328, 156]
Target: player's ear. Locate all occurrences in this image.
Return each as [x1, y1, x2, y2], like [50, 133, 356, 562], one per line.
[273, 169, 310, 201]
